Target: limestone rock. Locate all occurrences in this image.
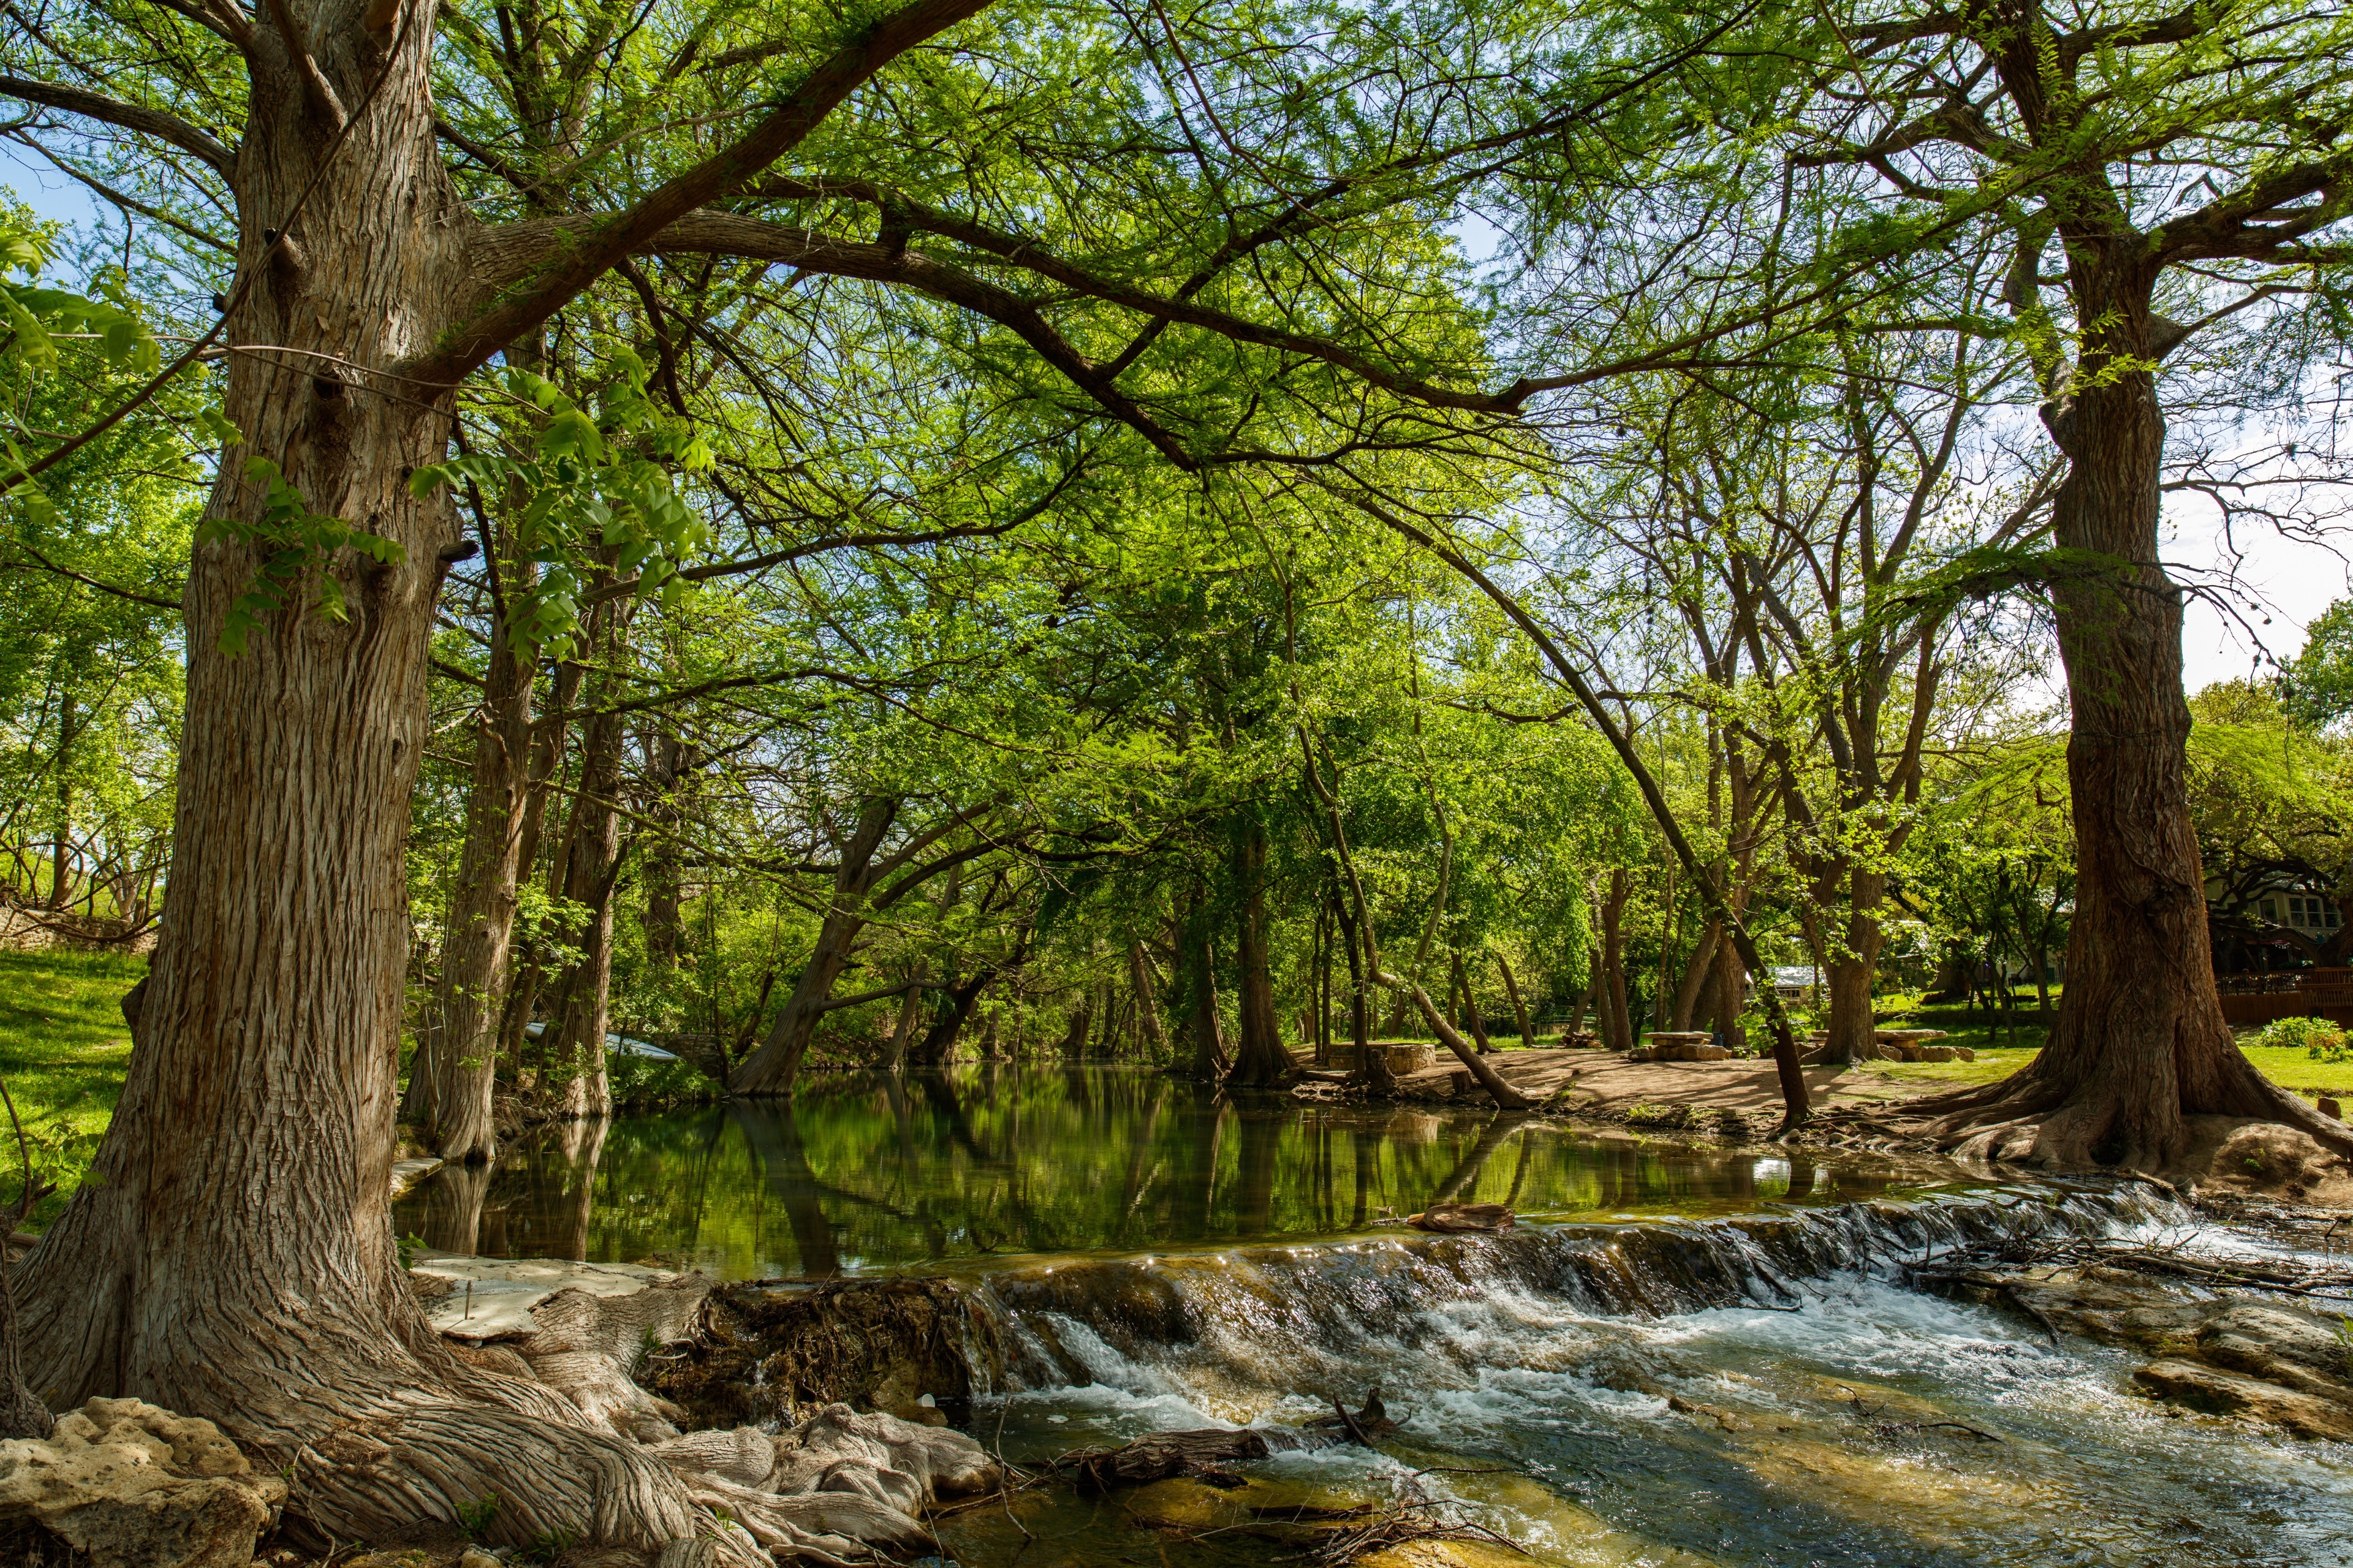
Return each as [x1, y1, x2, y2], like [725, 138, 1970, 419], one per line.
[2132, 1359, 2353, 1441]
[0, 1398, 285, 1568]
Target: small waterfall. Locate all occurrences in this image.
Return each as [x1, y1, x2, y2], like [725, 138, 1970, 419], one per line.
[959, 1183, 2180, 1414]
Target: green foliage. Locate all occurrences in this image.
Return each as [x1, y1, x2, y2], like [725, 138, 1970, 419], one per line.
[456, 1493, 499, 1540]
[2284, 599, 2353, 732]
[0, 950, 143, 1222]
[0, 211, 161, 525]
[2253, 1015, 2344, 1055]
[604, 1049, 714, 1110]
[521, 1526, 576, 1563]
[195, 455, 406, 656]
[410, 354, 711, 661]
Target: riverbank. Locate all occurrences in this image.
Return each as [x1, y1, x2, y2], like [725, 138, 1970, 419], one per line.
[1352, 1043, 2353, 1206]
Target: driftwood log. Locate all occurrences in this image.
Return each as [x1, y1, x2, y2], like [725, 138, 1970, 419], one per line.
[1408, 1202, 1515, 1234]
[1067, 1393, 1400, 1491]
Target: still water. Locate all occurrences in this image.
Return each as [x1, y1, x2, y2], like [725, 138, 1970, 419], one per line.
[394, 1067, 2353, 1567]
[393, 1065, 1927, 1277]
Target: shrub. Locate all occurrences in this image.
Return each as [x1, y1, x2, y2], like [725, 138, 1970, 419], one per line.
[2251, 1015, 2349, 1059]
[605, 1048, 716, 1110]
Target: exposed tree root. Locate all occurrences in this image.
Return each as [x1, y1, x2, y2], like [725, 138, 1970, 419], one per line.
[1901, 1053, 2353, 1175]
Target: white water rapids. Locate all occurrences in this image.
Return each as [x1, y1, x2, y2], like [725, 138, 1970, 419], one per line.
[949, 1186, 2353, 1567]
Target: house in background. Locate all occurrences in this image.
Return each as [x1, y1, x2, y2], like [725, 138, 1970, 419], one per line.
[2208, 869, 2353, 1024]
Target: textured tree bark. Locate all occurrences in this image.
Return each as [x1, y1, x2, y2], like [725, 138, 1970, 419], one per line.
[1915, 260, 2351, 1166]
[10, 20, 758, 1556]
[1225, 818, 1293, 1087]
[1598, 871, 1635, 1054]
[403, 609, 534, 1160]
[1818, 868, 1885, 1066]
[541, 616, 632, 1121]
[1496, 952, 1534, 1050]
[1669, 922, 1720, 1033]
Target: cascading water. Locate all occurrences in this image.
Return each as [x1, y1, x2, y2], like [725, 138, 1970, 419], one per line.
[392, 1070, 2353, 1565]
[941, 1186, 2353, 1568]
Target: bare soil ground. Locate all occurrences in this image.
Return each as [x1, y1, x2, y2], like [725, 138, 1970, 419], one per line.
[1387, 1045, 1946, 1118]
[1377, 1047, 2353, 1206]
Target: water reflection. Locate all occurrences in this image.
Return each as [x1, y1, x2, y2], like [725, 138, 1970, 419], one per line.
[395, 1066, 1916, 1279]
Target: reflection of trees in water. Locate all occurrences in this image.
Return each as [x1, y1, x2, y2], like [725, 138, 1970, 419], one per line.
[465, 1116, 608, 1261]
[1430, 1111, 1531, 1205]
[394, 1068, 1908, 1273]
[730, 1101, 840, 1278]
[1234, 1105, 1284, 1236]
[419, 1159, 492, 1255]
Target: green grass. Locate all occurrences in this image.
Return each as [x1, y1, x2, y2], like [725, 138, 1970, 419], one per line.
[0, 948, 144, 1225]
[2234, 1044, 2353, 1096]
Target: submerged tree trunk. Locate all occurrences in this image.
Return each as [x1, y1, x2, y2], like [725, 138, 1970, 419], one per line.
[1916, 265, 2351, 1166]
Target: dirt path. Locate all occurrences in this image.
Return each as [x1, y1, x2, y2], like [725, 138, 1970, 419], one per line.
[1387, 1046, 1943, 1117]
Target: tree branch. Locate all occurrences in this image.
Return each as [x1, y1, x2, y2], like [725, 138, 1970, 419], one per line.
[414, 0, 996, 384]
[0, 74, 235, 178]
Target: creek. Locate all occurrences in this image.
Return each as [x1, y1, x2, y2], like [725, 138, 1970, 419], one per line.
[395, 1066, 2353, 1567]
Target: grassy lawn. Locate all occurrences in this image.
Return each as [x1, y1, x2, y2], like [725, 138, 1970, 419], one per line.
[1841, 991, 2353, 1099]
[0, 947, 144, 1225]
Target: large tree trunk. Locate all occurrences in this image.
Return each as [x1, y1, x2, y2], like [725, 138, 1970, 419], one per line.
[1224, 817, 1292, 1087]
[1669, 922, 1720, 1032]
[1176, 891, 1228, 1081]
[1817, 868, 1884, 1067]
[12, 21, 745, 1555]
[1598, 871, 1635, 1054]
[403, 607, 534, 1160]
[540, 618, 632, 1121]
[1128, 940, 1168, 1059]
[1331, 890, 1392, 1094]
[1916, 264, 2351, 1167]
[730, 798, 896, 1096]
